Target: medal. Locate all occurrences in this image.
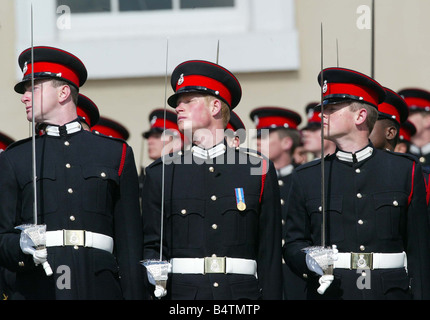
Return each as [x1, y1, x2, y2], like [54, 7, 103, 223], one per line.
[235, 188, 246, 211]
[237, 201, 246, 211]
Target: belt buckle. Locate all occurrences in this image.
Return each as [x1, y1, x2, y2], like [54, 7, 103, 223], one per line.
[63, 230, 85, 247]
[204, 257, 226, 274]
[351, 252, 373, 269]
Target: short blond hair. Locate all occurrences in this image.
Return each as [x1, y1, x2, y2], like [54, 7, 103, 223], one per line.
[204, 95, 231, 128]
[51, 79, 79, 105]
[349, 101, 378, 133]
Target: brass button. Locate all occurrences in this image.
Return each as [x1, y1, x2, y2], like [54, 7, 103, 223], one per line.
[355, 168, 361, 173]
[358, 219, 363, 225]
[357, 193, 362, 199]
[68, 188, 73, 194]
[211, 195, 217, 201]
[181, 209, 186, 215]
[100, 172, 106, 178]
[278, 180, 284, 186]
[213, 282, 219, 287]
[64, 141, 70, 146]
[65, 163, 71, 168]
[209, 166, 214, 172]
[280, 199, 285, 206]
[393, 200, 398, 206]
[360, 245, 365, 251]
[212, 224, 218, 230]
[70, 216, 75, 221]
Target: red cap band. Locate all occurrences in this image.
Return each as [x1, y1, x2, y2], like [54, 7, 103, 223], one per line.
[307, 111, 321, 124]
[95, 126, 125, 139]
[378, 102, 401, 123]
[151, 118, 178, 131]
[399, 127, 411, 142]
[176, 74, 232, 106]
[403, 97, 430, 109]
[25, 61, 80, 88]
[257, 116, 299, 130]
[324, 83, 379, 106]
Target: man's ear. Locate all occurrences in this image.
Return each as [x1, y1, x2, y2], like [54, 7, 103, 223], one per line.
[58, 85, 71, 103]
[355, 108, 368, 125]
[385, 125, 398, 141]
[281, 135, 293, 151]
[211, 98, 222, 117]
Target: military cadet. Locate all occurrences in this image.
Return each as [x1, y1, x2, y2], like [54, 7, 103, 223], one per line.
[76, 93, 100, 130]
[248, 106, 306, 300]
[284, 67, 430, 300]
[369, 87, 409, 152]
[0, 46, 145, 299]
[225, 110, 246, 148]
[398, 88, 430, 170]
[142, 108, 183, 161]
[142, 60, 282, 300]
[301, 102, 336, 160]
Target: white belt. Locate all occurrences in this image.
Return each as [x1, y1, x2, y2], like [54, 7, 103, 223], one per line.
[46, 230, 114, 254]
[334, 252, 407, 270]
[170, 257, 257, 276]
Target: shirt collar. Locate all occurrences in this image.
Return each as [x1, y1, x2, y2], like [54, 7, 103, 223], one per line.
[277, 164, 294, 177]
[191, 143, 227, 160]
[45, 120, 82, 137]
[336, 145, 373, 163]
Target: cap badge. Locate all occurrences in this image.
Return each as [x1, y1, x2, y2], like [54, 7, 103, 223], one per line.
[150, 116, 157, 125]
[322, 80, 328, 94]
[307, 109, 314, 119]
[177, 73, 184, 86]
[253, 116, 259, 126]
[23, 61, 28, 74]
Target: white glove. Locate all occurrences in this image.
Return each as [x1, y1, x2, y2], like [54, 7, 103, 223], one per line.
[304, 245, 338, 295]
[154, 284, 167, 298]
[18, 225, 53, 276]
[318, 274, 334, 294]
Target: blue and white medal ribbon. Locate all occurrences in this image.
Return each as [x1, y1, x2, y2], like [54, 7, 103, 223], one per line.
[235, 188, 246, 211]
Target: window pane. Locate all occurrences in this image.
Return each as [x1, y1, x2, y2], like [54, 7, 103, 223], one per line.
[180, 0, 234, 9]
[57, 0, 111, 13]
[119, 0, 173, 11]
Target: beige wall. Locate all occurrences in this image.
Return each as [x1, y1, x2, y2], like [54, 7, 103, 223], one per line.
[2, 0, 430, 169]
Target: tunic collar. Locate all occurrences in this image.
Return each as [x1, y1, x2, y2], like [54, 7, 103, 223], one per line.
[336, 145, 373, 163]
[191, 142, 227, 160]
[45, 120, 82, 137]
[277, 164, 294, 177]
[410, 142, 430, 156]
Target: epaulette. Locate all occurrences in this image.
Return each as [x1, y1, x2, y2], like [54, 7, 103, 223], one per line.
[386, 149, 420, 163]
[3, 136, 32, 151]
[91, 130, 129, 145]
[147, 149, 184, 169]
[295, 157, 322, 171]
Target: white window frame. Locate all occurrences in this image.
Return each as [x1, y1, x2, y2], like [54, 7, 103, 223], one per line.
[15, 0, 299, 79]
